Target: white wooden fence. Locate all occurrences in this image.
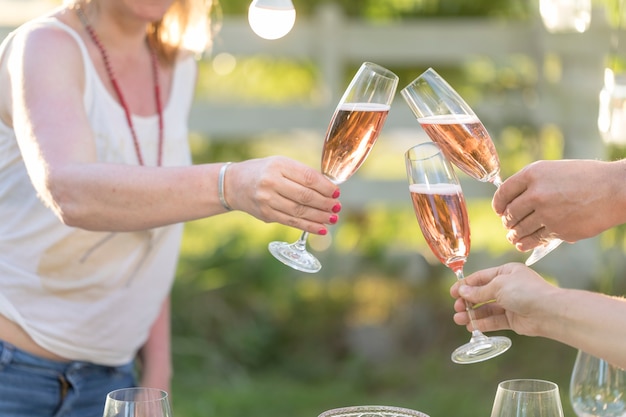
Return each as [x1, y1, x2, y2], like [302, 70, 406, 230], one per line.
[1, 3, 621, 283]
[196, 4, 609, 153]
[192, 5, 618, 285]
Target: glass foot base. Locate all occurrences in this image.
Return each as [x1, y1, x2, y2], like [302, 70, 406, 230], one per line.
[525, 238, 564, 266]
[268, 241, 322, 273]
[451, 335, 512, 364]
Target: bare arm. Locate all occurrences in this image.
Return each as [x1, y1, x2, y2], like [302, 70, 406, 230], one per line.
[138, 297, 171, 392]
[8, 26, 340, 233]
[450, 263, 626, 369]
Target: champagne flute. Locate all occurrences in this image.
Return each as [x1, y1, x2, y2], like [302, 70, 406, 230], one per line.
[570, 350, 626, 417]
[102, 387, 172, 417]
[268, 62, 398, 273]
[318, 405, 430, 417]
[405, 141, 511, 364]
[401, 67, 563, 266]
[491, 379, 565, 417]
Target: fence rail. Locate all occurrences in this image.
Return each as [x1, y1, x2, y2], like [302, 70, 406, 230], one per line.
[1, 4, 618, 281]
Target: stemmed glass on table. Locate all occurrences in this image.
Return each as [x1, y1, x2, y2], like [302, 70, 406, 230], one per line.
[570, 350, 626, 417]
[491, 379, 565, 417]
[401, 67, 563, 266]
[268, 62, 399, 273]
[318, 405, 430, 417]
[405, 141, 511, 364]
[103, 387, 172, 417]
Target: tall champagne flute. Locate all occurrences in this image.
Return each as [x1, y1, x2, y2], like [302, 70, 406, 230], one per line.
[102, 387, 172, 417]
[405, 141, 511, 364]
[491, 379, 565, 417]
[570, 350, 626, 417]
[268, 62, 398, 273]
[401, 67, 563, 266]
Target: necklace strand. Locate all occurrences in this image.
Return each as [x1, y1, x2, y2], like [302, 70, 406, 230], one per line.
[76, 7, 163, 166]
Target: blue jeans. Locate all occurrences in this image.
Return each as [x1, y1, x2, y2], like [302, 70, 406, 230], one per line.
[0, 340, 136, 417]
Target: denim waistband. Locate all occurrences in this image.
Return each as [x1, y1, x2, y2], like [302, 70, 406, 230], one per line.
[0, 339, 136, 417]
[0, 339, 134, 374]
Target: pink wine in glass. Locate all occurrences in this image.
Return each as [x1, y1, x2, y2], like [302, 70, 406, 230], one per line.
[418, 114, 502, 185]
[321, 102, 390, 184]
[269, 62, 398, 273]
[403, 67, 563, 265]
[405, 140, 511, 363]
[409, 182, 470, 273]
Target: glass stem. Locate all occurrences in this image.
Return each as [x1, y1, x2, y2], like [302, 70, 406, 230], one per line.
[455, 269, 487, 340]
[293, 231, 310, 251]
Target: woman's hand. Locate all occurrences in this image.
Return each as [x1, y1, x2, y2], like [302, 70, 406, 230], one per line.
[224, 156, 341, 235]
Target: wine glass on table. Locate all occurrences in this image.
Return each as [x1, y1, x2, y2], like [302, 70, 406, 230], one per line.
[268, 62, 398, 273]
[401, 67, 563, 266]
[318, 405, 430, 417]
[491, 379, 565, 417]
[405, 141, 511, 364]
[570, 350, 626, 417]
[102, 387, 172, 417]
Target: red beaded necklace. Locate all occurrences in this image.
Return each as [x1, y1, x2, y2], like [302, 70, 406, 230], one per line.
[76, 7, 164, 166]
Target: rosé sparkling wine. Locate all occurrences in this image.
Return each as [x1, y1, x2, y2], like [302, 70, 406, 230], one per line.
[418, 114, 501, 184]
[321, 102, 390, 184]
[409, 183, 470, 272]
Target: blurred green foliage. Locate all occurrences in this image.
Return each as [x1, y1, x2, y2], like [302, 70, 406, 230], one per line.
[196, 58, 320, 105]
[12, 1, 625, 417]
[169, 1, 626, 417]
[170, 138, 573, 417]
[218, 0, 533, 19]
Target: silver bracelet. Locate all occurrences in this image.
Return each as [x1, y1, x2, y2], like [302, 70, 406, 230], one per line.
[218, 162, 233, 211]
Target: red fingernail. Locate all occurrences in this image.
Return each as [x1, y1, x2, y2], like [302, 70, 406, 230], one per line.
[318, 228, 328, 236]
[332, 189, 341, 198]
[332, 203, 342, 213]
[329, 214, 338, 224]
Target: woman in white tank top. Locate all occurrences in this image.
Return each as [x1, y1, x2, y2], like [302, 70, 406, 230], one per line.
[0, 0, 342, 415]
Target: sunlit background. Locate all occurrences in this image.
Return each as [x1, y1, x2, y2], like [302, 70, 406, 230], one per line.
[2, 1, 626, 416]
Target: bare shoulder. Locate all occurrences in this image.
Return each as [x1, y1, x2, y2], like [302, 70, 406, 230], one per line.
[11, 18, 84, 66]
[9, 15, 85, 88]
[0, 16, 86, 126]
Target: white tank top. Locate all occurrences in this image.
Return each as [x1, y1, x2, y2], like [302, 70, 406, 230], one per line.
[0, 18, 196, 365]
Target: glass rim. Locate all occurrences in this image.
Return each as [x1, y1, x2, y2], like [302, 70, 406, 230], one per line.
[497, 379, 559, 394]
[361, 61, 399, 82]
[107, 387, 169, 402]
[405, 141, 442, 162]
[401, 67, 439, 93]
[318, 405, 430, 417]
[399, 66, 475, 120]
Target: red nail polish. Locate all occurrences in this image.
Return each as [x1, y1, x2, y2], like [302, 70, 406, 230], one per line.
[332, 203, 342, 213]
[329, 214, 338, 224]
[318, 228, 328, 236]
[332, 189, 341, 198]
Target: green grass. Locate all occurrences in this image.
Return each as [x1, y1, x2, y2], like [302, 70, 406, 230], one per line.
[168, 136, 591, 417]
[170, 334, 578, 417]
[169, 211, 579, 417]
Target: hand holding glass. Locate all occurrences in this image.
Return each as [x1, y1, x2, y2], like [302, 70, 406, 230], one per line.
[401, 67, 563, 266]
[102, 387, 172, 417]
[405, 141, 511, 364]
[269, 62, 398, 273]
[570, 349, 626, 417]
[491, 379, 565, 417]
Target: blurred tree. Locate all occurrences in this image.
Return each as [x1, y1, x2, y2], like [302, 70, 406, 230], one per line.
[219, 0, 532, 19]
